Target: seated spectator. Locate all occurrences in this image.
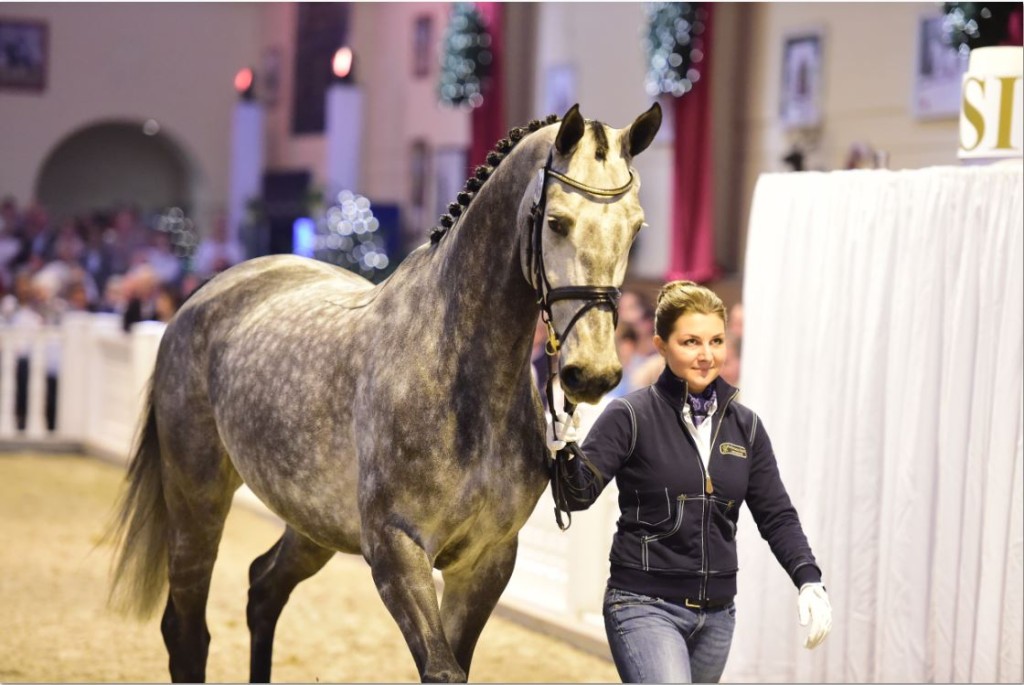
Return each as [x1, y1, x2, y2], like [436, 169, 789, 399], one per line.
[612, 289, 660, 396]
[121, 264, 160, 332]
[721, 331, 742, 386]
[193, 213, 244, 278]
[97, 274, 128, 316]
[721, 302, 743, 386]
[728, 302, 743, 339]
[179, 271, 205, 302]
[145, 229, 182, 285]
[607, 322, 640, 399]
[106, 206, 147, 276]
[154, 283, 181, 323]
[81, 217, 115, 295]
[64, 279, 97, 314]
[14, 203, 55, 269]
[3, 268, 58, 431]
[0, 196, 22, 289]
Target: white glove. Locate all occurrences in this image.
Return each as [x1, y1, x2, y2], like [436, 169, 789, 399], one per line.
[546, 411, 580, 457]
[798, 582, 832, 649]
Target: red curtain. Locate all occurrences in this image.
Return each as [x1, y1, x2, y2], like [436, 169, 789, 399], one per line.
[469, 2, 505, 171]
[1006, 5, 1023, 45]
[666, 3, 718, 284]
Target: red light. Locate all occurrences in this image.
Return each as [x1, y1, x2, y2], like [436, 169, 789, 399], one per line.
[332, 48, 353, 79]
[234, 68, 254, 94]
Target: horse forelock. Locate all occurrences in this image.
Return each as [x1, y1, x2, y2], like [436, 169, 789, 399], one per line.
[562, 121, 634, 194]
[588, 120, 609, 161]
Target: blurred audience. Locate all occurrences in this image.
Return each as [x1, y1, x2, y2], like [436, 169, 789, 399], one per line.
[0, 197, 246, 433]
[721, 302, 744, 386]
[0, 196, 239, 333]
[612, 289, 661, 397]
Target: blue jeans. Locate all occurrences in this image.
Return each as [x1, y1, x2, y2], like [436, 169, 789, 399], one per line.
[603, 586, 736, 683]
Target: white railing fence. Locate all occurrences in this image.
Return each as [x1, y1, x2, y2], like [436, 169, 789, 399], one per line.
[0, 311, 615, 654]
[0, 312, 163, 455]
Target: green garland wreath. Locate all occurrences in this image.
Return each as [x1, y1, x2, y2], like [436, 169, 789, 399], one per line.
[644, 2, 708, 97]
[438, 2, 493, 108]
[943, 2, 1021, 51]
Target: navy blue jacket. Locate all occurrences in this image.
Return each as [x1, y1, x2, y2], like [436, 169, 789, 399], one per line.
[560, 368, 822, 602]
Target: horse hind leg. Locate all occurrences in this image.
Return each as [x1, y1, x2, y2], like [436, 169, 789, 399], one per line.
[247, 527, 334, 683]
[158, 434, 240, 682]
[439, 539, 518, 677]
[108, 394, 237, 682]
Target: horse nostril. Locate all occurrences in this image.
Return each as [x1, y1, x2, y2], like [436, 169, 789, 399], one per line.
[561, 365, 622, 403]
[561, 365, 584, 391]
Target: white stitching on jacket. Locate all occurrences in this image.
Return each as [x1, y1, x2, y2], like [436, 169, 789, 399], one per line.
[620, 397, 638, 461]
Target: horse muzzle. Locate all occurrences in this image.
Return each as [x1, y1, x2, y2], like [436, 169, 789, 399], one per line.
[560, 362, 623, 405]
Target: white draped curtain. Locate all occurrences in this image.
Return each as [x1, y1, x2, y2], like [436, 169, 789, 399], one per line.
[724, 164, 1023, 683]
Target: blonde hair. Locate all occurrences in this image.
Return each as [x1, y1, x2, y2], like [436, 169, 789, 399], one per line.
[654, 280, 727, 340]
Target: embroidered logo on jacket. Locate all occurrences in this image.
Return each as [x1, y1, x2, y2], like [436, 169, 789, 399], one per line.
[719, 442, 747, 458]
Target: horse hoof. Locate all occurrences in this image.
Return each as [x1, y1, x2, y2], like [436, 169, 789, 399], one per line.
[421, 667, 467, 683]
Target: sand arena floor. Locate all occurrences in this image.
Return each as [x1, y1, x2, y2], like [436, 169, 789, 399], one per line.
[0, 453, 618, 683]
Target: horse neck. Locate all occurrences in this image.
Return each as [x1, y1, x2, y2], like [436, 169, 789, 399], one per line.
[430, 138, 551, 381]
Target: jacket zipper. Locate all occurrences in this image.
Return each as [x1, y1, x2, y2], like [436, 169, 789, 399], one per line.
[694, 388, 738, 600]
[704, 389, 740, 495]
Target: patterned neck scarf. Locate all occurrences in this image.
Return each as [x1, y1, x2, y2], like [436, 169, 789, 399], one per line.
[687, 385, 717, 427]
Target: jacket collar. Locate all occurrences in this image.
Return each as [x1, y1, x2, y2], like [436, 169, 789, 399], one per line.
[653, 366, 739, 411]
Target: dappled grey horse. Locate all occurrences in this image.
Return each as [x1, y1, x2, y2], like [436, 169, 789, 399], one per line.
[108, 103, 661, 682]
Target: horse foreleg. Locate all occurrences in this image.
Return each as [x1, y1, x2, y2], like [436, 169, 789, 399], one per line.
[246, 526, 334, 682]
[367, 526, 466, 682]
[440, 539, 518, 677]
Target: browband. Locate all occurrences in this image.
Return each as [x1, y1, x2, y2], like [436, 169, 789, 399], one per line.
[546, 169, 635, 197]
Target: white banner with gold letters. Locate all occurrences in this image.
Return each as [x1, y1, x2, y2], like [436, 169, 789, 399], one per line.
[959, 47, 1023, 161]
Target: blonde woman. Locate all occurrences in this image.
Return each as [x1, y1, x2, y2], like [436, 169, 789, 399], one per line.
[549, 280, 831, 683]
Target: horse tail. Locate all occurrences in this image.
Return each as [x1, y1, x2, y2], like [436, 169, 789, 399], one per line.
[106, 380, 168, 618]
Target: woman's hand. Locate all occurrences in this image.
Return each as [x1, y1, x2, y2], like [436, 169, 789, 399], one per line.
[546, 411, 580, 457]
[798, 582, 832, 649]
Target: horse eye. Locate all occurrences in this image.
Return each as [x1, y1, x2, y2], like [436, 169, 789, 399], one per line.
[547, 216, 569, 236]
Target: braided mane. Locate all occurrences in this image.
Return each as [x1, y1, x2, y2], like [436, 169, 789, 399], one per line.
[429, 113, 562, 244]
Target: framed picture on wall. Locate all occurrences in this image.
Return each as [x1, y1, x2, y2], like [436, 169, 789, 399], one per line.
[413, 15, 432, 79]
[780, 32, 823, 130]
[912, 13, 968, 119]
[410, 139, 430, 211]
[0, 17, 48, 91]
[434, 147, 467, 222]
[260, 46, 283, 107]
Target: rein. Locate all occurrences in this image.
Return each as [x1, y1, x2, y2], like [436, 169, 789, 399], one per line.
[528, 150, 632, 530]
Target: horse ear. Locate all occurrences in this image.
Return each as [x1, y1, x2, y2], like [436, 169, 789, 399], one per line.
[555, 104, 585, 155]
[628, 102, 662, 157]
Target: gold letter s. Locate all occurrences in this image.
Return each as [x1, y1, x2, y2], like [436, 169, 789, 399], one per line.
[961, 77, 986, 152]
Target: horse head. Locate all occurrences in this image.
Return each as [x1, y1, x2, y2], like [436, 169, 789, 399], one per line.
[520, 103, 662, 405]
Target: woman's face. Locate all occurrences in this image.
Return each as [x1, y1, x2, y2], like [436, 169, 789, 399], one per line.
[654, 311, 727, 394]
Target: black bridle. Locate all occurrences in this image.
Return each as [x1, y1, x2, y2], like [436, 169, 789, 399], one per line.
[527, 150, 634, 530]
